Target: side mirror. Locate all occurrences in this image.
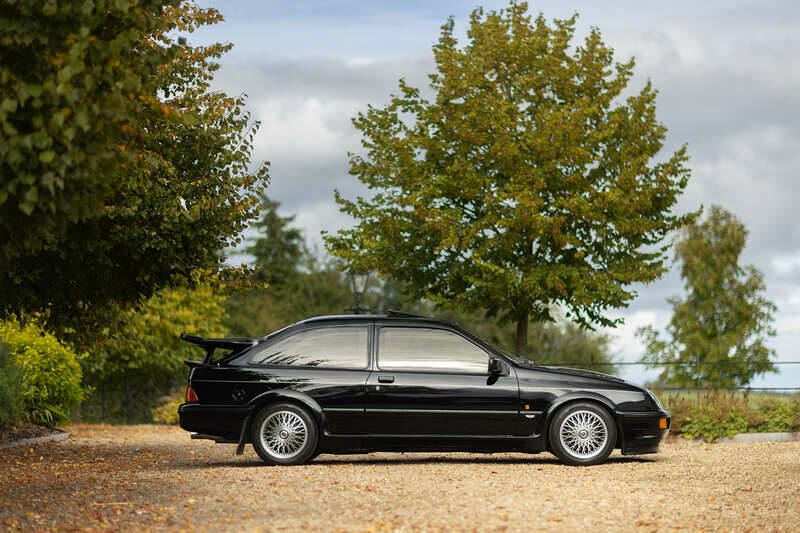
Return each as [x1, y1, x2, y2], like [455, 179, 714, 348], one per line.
[488, 357, 505, 375]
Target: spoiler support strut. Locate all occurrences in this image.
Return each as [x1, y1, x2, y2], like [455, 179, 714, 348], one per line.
[180, 333, 259, 364]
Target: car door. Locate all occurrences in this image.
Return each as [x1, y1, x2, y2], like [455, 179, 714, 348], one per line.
[365, 325, 521, 437]
[227, 323, 372, 435]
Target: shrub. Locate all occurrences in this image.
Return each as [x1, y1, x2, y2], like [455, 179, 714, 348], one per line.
[151, 387, 185, 425]
[0, 318, 87, 426]
[0, 342, 24, 425]
[668, 391, 800, 442]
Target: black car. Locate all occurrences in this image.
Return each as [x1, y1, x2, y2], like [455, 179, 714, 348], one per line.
[178, 312, 669, 466]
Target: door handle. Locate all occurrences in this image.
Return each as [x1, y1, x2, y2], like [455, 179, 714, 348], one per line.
[377, 375, 395, 383]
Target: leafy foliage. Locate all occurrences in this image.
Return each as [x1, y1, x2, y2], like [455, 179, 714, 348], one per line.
[151, 387, 184, 425]
[665, 392, 800, 442]
[324, 3, 696, 355]
[638, 205, 777, 387]
[0, 318, 87, 425]
[0, 342, 24, 425]
[0, 2, 268, 337]
[225, 260, 354, 337]
[84, 283, 228, 388]
[0, 0, 180, 251]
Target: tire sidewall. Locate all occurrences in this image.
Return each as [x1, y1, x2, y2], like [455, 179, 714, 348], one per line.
[549, 401, 616, 466]
[251, 403, 318, 466]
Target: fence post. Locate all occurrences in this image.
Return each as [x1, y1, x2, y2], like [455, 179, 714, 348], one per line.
[695, 354, 701, 406]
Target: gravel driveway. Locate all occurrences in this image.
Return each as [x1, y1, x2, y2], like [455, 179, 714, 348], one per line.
[1, 425, 798, 532]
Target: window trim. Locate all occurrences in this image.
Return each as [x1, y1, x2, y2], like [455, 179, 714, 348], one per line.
[235, 324, 372, 371]
[375, 325, 491, 376]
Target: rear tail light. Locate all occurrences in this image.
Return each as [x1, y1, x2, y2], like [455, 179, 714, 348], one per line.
[185, 386, 199, 403]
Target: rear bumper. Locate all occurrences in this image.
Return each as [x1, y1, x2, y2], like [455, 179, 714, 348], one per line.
[616, 409, 670, 456]
[178, 403, 253, 440]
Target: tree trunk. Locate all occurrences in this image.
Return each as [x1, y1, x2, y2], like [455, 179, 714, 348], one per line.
[515, 308, 529, 358]
[125, 379, 132, 425]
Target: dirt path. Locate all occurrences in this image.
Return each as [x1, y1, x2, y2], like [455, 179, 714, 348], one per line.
[1, 425, 798, 532]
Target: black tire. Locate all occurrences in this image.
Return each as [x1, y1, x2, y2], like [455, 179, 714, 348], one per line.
[548, 401, 617, 466]
[251, 403, 318, 466]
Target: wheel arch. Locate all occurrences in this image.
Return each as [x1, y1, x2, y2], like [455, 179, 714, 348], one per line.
[543, 392, 623, 450]
[245, 389, 326, 439]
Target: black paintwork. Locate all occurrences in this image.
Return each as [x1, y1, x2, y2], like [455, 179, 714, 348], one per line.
[179, 315, 670, 457]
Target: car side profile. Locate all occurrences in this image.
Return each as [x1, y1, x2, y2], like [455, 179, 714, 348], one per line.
[178, 312, 670, 466]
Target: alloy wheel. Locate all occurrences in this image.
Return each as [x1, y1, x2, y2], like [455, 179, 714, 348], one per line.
[558, 409, 609, 460]
[260, 410, 309, 459]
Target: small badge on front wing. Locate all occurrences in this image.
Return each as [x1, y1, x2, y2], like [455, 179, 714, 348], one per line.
[232, 388, 246, 402]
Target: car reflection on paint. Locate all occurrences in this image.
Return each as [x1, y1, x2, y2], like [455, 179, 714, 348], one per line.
[178, 311, 670, 466]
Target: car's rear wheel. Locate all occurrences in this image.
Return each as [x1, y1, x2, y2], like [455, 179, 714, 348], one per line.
[251, 403, 318, 465]
[549, 401, 616, 466]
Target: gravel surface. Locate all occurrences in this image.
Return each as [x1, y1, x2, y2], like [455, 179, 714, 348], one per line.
[1, 425, 799, 532]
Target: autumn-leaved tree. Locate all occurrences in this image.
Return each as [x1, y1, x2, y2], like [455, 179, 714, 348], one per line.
[637, 205, 777, 388]
[324, 3, 696, 356]
[0, 2, 267, 336]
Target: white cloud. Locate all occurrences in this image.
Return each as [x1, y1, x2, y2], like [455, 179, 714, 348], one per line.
[772, 252, 800, 276]
[253, 98, 360, 162]
[293, 200, 353, 253]
[603, 309, 663, 360]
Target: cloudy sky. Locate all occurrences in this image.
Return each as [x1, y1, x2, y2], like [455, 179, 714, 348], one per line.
[194, 0, 799, 387]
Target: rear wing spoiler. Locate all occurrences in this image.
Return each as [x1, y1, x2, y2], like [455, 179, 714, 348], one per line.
[180, 333, 260, 365]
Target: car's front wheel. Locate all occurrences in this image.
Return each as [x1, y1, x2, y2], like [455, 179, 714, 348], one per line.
[549, 402, 616, 466]
[251, 403, 318, 465]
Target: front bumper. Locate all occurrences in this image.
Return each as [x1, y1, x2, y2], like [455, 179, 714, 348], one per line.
[178, 403, 253, 441]
[616, 409, 670, 455]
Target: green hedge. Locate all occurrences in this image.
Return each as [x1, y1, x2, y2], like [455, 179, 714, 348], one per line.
[0, 342, 24, 424]
[0, 318, 87, 426]
[665, 392, 800, 442]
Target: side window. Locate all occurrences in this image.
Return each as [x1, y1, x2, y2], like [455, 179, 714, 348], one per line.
[243, 327, 368, 369]
[378, 327, 488, 374]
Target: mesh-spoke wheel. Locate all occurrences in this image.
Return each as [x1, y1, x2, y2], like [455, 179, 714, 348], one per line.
[251, 403, 318, 465]
[260, 411, 308, 459]
[549, 402, 617, 466]
[559, 410, 608, 460]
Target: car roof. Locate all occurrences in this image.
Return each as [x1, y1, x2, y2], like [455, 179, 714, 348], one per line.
[300, 313, 450, 325]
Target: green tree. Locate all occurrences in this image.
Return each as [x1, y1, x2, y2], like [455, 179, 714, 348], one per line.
[226, 256, 353, 337]
[0, 2, 267, 336]
[0, 0, 180, 252]
[83, 282, 227, 422]
[324, 3, 696, 357]
[246, 196, 306, 285]
[637, 205, 777, 388]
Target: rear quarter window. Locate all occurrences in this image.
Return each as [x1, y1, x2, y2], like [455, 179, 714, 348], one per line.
[237, 326, 369, 369]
